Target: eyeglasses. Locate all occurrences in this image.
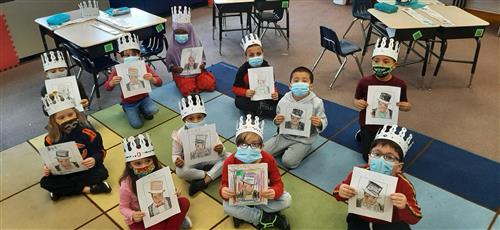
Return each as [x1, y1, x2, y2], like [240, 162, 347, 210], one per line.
[369, 151, 400, 163]
[239, 143, 262, 150]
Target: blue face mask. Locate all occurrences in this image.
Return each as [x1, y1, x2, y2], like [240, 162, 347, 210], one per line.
[235, 147, 262, 163]
[290, 82, 310, 97]
[175, 34, 189, 44]
[185, 119, 205, 129]
[123, 56, 139, 64]
[248, 55, 264, 67]
[369, 157, 394, 175]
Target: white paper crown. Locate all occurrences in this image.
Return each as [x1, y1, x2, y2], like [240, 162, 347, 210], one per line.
[78, 0, 99, 18]
[118, 33, 140, 53]
[179, 94, 206, 120]
[372, 37, 400, 61]
[171, 6, 191, 24]
[236, 114, 264, 139]
[241, 33, 262, 52]
[374, 125, 414, 157]
[41, 90, 76, 116]
[41, 51, 67, 71]
[123, 133, 156, 162]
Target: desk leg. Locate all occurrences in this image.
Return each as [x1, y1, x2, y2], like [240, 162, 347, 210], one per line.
[212, 4, 216, 40]
[421, 40, 430, 89]
[39, 25, 49, 52]
[240, 12, 244, 37]
[431, 39, 447, 89]
[219, 9, 223, 55]
[247, 12, 252, 34]
[361, 22, 373, 63]
[468, 38, 481, 88]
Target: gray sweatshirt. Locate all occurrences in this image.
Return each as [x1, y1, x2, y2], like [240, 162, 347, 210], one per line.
[274, 91, 328, 144]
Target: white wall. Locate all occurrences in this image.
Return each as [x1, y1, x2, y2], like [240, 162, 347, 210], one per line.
[440, 0, 500, 14]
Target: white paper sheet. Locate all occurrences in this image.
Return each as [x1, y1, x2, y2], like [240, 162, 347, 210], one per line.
[39, 141, 88, 175]
[248, 66, 275, 101]
[365, 85, 401, 126]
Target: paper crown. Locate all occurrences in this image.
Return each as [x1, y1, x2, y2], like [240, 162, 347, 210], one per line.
[41, 91, 76, 116]
[374, 125, 413, 157]
[364, 181, 383, 197]
[123, 133, 156, 162]
[118, 33, 140, 53]
[179, 94, 206, 120]
[78, 0, 99, 18]
[41, 50, 67, 71]
[372, 37, 400, 61]
[236, 114, 264, 139]
[241, 33, 262, 52]
[171, 6, 191, 24]
[149, 180, 165, 193]
[378, 92, 392, 104]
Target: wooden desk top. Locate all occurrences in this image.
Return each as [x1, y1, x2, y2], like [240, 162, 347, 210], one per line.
[214, 0, 254, 4]
[54, 20, 121, 48]
[368, 8, 439, 29]
[423, 5, 489, 27]
[97, 8, 167, 32]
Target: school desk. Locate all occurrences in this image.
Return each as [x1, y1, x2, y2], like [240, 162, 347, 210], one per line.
[213, 0, 255, 54]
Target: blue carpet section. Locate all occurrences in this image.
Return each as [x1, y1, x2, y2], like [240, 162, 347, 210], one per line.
[150, 82, 221, 113]
[200, 62, 500, 211]
[406, 140, 500, 211]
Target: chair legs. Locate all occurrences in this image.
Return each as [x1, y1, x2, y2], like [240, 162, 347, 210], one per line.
[353, 54, 364, 78]
[342, 18, 358, 38]
[311, 48, 327, 72]
[330, 57, 348, 89]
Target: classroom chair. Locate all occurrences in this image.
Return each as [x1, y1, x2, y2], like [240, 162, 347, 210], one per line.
[312, 26, 364, 89]
[342, 0, 373, 42]
[452, 0, 467, 8]
[254, 0, 290, 48]
[140, 34, 168, 70]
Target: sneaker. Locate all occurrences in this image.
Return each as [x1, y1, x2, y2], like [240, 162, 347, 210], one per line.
[143, 114, 154, 120]
[355, 130, 361, 142]
[90, 181, 112, 194]
[258, 212, 290, 230]
[181, 216, 192, 229]
[233, 217, 243, 228]
[188, 179, 207, 196]
[49, 192, 60, 201]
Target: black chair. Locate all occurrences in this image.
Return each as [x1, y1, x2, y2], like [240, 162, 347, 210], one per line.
[140, 34, 168, 70]
[312, 26, 364, 89]
[62, 43, 118, 105]
[343, 0, 373, 42]
[452, 0, 466, 8]
[254, 0, 290, 48]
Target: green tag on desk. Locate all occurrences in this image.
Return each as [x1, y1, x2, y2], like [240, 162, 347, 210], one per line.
[156, 24, 165, 33]
[282, 1, 289, 8]
[412, 30, 422, 40]
[104, 43, 114, 52]
[474, 28, 484, 37]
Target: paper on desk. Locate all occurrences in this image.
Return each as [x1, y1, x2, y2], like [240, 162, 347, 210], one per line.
[400, 7, 437, 26]
[97, 15, 133, 29]
[420, 6, 455, 26]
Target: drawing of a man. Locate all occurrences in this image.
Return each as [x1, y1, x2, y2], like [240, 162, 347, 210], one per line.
[126, 67, 145, 91]
[254, 78, 270, 96]
[184, 54, 199, 71]
[190, 134, 210, 159]
[54, 150, 79, 172]
[285, 108, 305, 131]
[356, 181, 384, 212]
[147, 180, 172, 217]
[371, 92, 393, 119]
[236, 173, 260, 201]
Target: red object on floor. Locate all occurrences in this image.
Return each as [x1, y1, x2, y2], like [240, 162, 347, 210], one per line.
[0, 12, 20, 72]
[208, 0, 213, 6]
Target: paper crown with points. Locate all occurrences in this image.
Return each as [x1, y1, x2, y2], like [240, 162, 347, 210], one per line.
[372, 37, 400, 62]
[118, 33, 140, 53]
[374, 125, 413, 157]
[236, 114, 264, 139]
[41, 50, 67, 71]
[123, 133, 156, 162]
[179, 94, 206, 120]
[41, 91, 76, 116]
[241, 33, 262, 52]
[78, 0, 99, 18]
[171, 6, 191, 24]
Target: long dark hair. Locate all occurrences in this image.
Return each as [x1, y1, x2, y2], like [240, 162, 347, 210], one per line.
[118, 155, 162, 195]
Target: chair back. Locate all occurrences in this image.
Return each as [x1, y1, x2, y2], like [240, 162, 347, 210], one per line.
[352, 0, 373, 18]
[319, 26, 341, 54]
[62, 43, 95, 73]
[452, 0, 466, 8]
[141, 34, 168, 57]
[255, 0, 285, 20]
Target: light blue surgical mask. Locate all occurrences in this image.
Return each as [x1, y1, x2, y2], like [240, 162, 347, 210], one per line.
[248, 55, 264, 67]
[175, 34, 189, 44]
[369, 156, 394, 175]
[123, 56, 139, 64]
[291, 82, 310, 97]
[235, 147, 262, 163]
[185, 119, 205, 129]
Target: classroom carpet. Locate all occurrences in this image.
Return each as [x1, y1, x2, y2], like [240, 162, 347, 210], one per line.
[1, 62, 498, 230]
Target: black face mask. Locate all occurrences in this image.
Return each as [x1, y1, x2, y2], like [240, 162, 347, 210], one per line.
[60, 118, 79, 133]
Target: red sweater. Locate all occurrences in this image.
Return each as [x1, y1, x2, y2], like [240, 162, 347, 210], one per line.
[104, 65, 162, 104]
[333, 165, 422, 225]
[219, 151, 284, 200]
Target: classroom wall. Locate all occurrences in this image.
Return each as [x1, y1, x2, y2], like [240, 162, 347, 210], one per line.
[439, 0, 500, 14]
[0, 0, 109, 59]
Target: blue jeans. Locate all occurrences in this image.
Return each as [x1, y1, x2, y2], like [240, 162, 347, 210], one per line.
[223, 191, 292, 225]
[122, 96, 158, 129]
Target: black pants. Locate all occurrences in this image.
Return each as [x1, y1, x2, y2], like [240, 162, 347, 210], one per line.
[40, 165, 108, 196]
[360, 127, 378, 162]
[234, 96, 278, 119]
[347, 214, 411, 230]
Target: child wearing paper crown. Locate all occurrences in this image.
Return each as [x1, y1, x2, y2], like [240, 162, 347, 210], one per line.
[119, 133, 192, 230]
[333, 125, 422, 229]
[40, 91, 111, 201]
[105, 33, 163, 129]
[166, 6, 216, 97]
[354, 37, 412, 162]
[233, 34, 280, 119]
[40, 50, 89, 116]
[263, 67, 328, 169]
[172, 94, 227, 196]
[219, 114, 291, 230]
